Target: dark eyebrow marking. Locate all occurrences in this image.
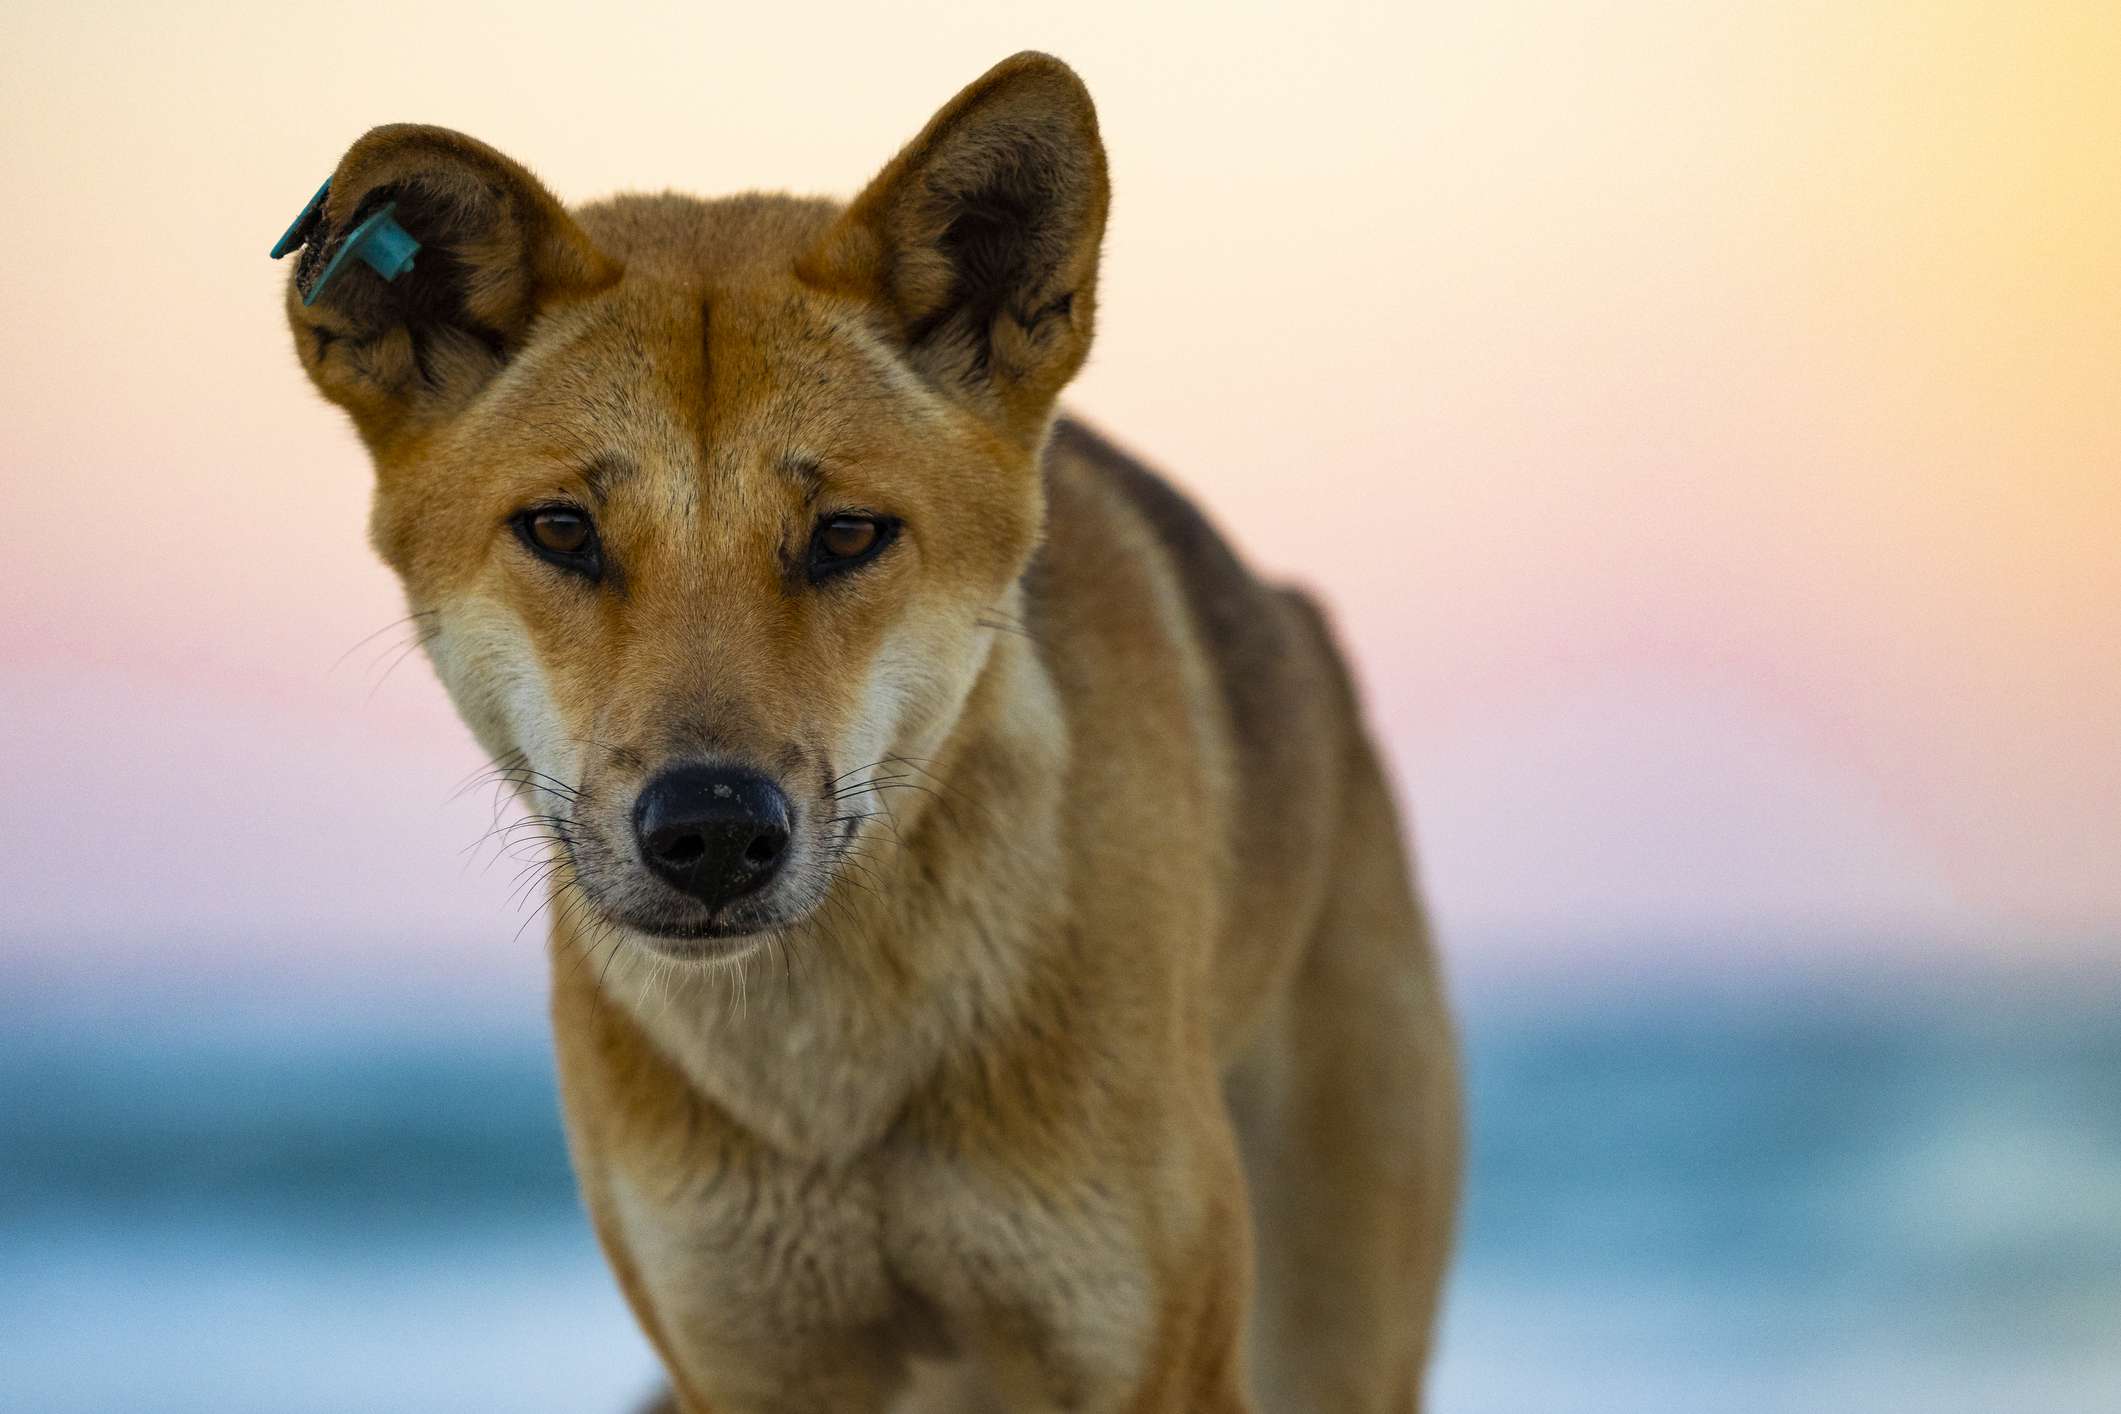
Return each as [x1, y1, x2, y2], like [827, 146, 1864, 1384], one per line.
[778, 454, 824, 498]
[582, 454, 637, 505]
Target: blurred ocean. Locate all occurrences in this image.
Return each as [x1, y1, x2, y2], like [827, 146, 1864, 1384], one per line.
[3, 964, 2117, 1413]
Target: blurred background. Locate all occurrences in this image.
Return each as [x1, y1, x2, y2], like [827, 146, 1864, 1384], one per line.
[3, 2, 2117, 1410]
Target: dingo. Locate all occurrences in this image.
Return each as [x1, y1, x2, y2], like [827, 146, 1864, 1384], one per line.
[279, 52, 1458, 1413]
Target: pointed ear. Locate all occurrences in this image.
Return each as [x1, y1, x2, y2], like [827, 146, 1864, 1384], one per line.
[800, 53, 1110, 447]
[280, 125, 619, 451]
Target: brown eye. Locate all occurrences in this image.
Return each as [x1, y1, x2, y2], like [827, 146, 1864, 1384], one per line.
[531, 509, 591, 554]
[513, 504, 602, 580]
[806, 513, 897, 582]
[817, 516, 880, 561]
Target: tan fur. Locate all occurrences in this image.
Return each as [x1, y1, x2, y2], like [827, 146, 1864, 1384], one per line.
[282, 52, 1459, 1412]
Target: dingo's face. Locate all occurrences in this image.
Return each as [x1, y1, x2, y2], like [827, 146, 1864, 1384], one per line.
[287, 57, 1107, 959]
[384, 273, 1039, 955]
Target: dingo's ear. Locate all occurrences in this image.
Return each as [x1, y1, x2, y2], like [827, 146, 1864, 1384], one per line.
[280, 126, 618, 451]
[802, 53, 1109, 448]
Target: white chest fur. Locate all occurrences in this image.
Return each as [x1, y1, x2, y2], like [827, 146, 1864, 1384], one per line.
[593, 1109, 1152, 1410]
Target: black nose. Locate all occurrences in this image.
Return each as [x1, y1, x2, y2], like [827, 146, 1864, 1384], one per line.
[632, 766, 792, 908]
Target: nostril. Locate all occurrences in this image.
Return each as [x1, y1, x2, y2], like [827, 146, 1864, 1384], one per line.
[743, 831, 784, 867]
[656, 832, 706, 867]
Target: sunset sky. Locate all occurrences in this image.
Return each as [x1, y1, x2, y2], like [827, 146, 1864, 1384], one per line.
[2, 1, 2115, 988]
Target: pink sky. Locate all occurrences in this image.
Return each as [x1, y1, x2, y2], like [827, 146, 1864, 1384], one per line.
[2, 2, 2115, 983]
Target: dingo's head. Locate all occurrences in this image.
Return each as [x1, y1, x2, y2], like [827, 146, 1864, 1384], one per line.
[285, 55, 1106, 958]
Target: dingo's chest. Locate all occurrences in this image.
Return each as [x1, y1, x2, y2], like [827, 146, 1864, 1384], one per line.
[602, 1145, 904, 1349]
[583, 1112, 1154, 1404]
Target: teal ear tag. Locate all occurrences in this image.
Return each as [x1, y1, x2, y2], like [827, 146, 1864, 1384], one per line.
[270, 180, 331, 259]
[270, 177, 423, 306]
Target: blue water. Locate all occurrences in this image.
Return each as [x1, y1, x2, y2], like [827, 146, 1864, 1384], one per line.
[4, 975, 2117, 1412]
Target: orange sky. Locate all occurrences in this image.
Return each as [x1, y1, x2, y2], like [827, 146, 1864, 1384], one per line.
[2, 1, 2115, 978]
